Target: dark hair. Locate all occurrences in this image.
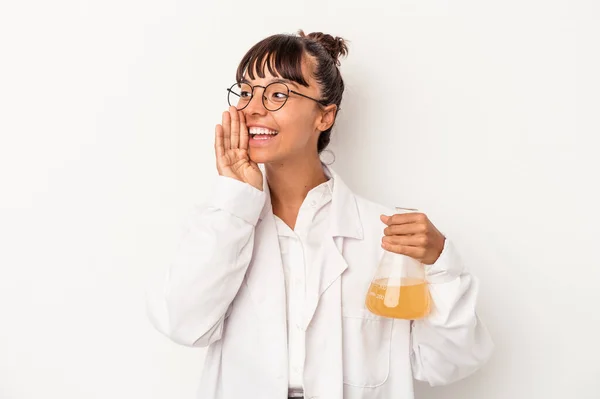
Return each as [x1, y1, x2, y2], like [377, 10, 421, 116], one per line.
[235, 30, 348, 153]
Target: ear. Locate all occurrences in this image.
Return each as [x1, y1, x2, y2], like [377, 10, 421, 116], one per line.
[316, 104, 338, 132]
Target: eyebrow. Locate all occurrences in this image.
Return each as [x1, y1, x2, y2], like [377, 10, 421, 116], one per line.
[240, 77, 300, 88]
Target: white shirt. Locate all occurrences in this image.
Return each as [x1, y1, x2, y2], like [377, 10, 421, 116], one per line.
[273, 177, 334, 393]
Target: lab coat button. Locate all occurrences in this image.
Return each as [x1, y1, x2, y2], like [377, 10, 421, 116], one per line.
[310, 200, 317, 207]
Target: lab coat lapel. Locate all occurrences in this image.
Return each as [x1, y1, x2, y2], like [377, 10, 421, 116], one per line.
[302, 167, 364, 331]
[244, 172, 287, 326]
[302, 235, 347, 330]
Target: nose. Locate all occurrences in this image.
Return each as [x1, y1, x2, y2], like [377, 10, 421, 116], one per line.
[243, 86, 268, 117]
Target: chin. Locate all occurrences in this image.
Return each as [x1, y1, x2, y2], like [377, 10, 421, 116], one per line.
[248, 148, 278, 164]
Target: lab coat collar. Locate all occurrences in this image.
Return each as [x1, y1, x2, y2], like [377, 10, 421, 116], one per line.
[326, 165, 364, 239]
[258, 163, 364, 240]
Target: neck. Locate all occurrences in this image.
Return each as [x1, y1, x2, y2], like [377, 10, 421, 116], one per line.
[265, 155, 328, 223]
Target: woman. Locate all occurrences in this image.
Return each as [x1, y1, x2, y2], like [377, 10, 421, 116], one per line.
[146, 30, 494, 399]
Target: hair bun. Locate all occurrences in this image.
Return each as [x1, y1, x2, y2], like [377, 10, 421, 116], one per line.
[298, 30, 348, 66]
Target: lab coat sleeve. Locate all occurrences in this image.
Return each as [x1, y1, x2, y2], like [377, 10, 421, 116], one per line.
[145, 175, 266, 348]
[410, 239, 494, 386]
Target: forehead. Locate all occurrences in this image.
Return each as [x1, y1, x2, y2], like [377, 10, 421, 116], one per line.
[241, 69, 306, 87]
[237, 48, 317, 89]
[240, 76, 300, 90]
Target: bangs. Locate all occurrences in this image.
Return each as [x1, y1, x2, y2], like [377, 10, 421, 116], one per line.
[235, 34, 309, 87]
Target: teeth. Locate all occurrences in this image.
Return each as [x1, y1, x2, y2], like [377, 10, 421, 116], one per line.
[249, 127, 278, 135]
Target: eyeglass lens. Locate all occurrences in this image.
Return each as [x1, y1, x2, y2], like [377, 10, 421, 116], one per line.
[228, 82, 290, 111]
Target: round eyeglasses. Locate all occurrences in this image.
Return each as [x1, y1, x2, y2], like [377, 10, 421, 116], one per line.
[227, 81, 328, 112]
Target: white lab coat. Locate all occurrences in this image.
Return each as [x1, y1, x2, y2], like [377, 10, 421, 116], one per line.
[146, 165, 494, 399]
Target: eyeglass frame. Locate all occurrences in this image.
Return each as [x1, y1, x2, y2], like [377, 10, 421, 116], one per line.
[226, 80, 330, 112]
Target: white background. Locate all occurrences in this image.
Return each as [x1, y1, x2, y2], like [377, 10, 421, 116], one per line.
[1, 0, 599, 398]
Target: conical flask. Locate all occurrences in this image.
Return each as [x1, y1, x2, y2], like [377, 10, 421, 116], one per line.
[365, 207, 431, 319]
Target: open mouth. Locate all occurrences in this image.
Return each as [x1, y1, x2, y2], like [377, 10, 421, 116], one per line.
[249, 127, 279, 139]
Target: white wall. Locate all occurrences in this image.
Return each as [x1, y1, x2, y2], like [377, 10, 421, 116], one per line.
[1, 0, 599, 398]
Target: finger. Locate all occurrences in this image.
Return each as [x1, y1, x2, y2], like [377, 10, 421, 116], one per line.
[381, 241, 427, 260]
[381, 212, 427, 226]
[239, 111, 249, 150]
[215, 124, 225, 159]
[229, 106, 240, 149]
[382, 234, 428, 248]
[222, 111, 231, 150]
[383, 223, 427, 236]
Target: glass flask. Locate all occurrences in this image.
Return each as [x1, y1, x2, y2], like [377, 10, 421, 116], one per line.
[365, 207, 431, 320]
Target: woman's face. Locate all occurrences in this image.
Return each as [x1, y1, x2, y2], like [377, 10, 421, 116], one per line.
[241, 57, 332, 165]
